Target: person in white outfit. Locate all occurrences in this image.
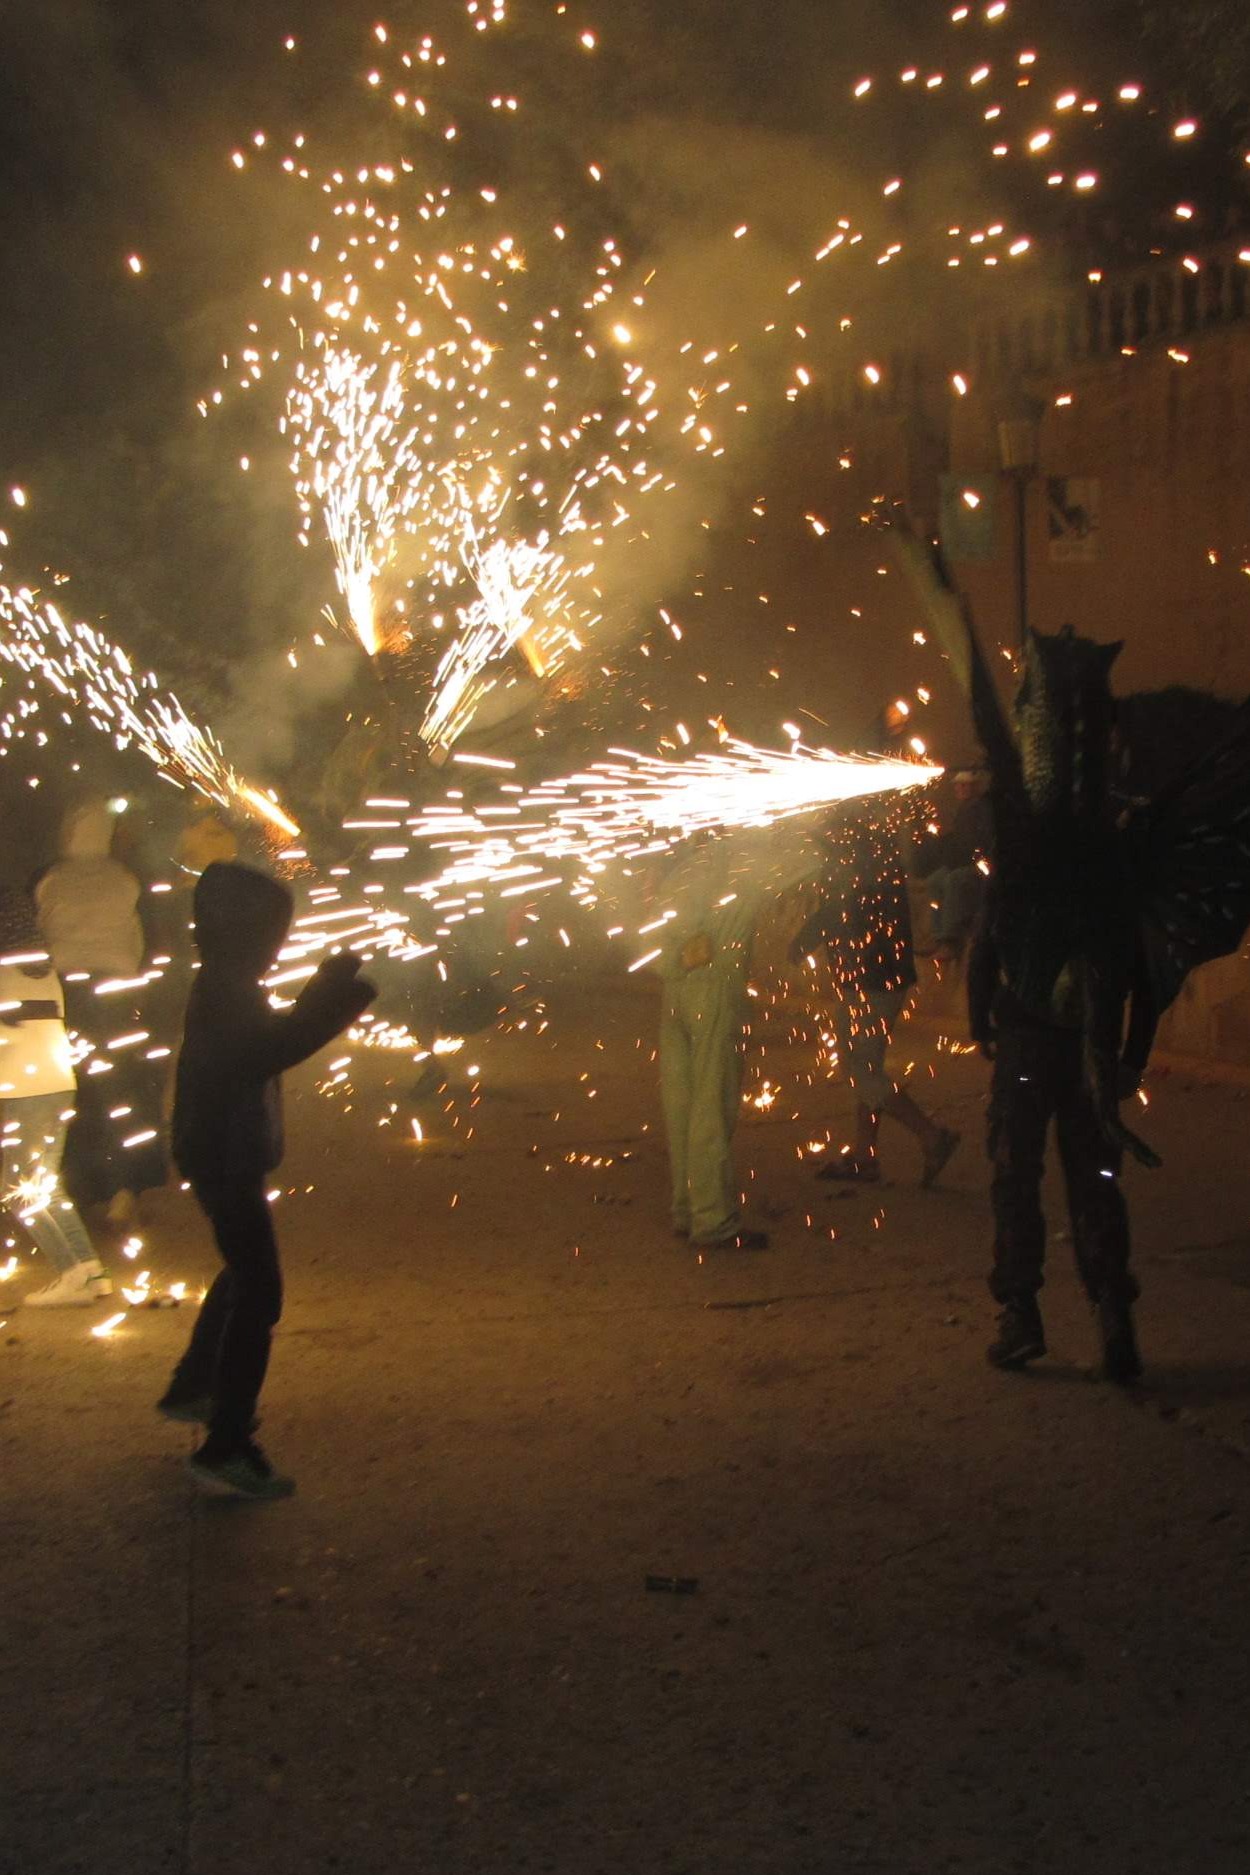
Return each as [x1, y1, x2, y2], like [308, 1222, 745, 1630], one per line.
[656, 827, 820, 1250]
[35, 799, 161, 1222]
[0, 883, 112, 1306]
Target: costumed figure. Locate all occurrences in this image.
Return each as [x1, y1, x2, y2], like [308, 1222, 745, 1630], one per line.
[894, 524, 1250, 1383]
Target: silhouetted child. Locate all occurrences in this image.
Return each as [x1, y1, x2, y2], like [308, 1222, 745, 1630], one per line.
[158, 862, 376, 1499]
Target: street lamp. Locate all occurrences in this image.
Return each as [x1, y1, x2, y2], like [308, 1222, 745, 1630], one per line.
[997, 398, 1042, 647]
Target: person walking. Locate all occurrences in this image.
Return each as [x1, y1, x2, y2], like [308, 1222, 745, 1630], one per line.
[0, 884, 112, 1307]
[793, 813, 960, 1186]
[156, 862, 376, 1500]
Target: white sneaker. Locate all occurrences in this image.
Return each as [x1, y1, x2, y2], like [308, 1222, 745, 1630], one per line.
[23, 1261, 114, 1308]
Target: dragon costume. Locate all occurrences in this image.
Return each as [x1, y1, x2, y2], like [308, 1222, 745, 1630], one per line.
[893, 525, 1250, 1378]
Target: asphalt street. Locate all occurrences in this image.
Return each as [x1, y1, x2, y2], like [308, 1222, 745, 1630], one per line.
[3, 978, 1249, 1875]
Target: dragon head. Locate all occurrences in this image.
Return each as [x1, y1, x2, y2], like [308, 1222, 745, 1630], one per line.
[1014, 623, 1122, 816]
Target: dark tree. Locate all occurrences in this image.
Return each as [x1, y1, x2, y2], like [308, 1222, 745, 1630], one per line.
[1136, 1, 1250, 124]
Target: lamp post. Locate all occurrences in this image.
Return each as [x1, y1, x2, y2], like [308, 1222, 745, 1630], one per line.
[997, 400, 1042, 648]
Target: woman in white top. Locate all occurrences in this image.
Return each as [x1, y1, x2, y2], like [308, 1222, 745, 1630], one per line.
[0, 884, 112, 1306]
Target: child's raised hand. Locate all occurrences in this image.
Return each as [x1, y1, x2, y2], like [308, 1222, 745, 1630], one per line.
[314, 950, 378, 1012]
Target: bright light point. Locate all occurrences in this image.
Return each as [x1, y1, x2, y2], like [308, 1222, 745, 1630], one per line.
[1118, 84, 1141, 101]
[1055, 92, 1077, 110]
[962, 489, 981, 509]
[126, 254, 143, 275]
[1028, 131, 1052, 152]
[952, 372, 969, 395]
[1009, 237, 1031, 256]
[1075, 173, 1098, 190]
[854, 78, 872, 98]
[611, 323, 632, 344]
[10, 487, 27, 507]
[579, 30, 596, 49]
[1174, 119, 1197, 139]
[863, 363, 881, 385]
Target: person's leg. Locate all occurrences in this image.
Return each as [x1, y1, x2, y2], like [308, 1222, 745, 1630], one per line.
[875, 987, 962, 1186]
[817, 988, 885, 1180]
[198, 1181, 284, 1449]
[22, 1192, 97, 1275]
[986, 1024, 1057, 1365]
[829, 988, 957, 1178]
[658, 988, 694, 1234]
[1055, 1053, 1140, 1381]
[686, 973, 747, 1244]
[59, 980, 121, 1210]
[163, 1268, 236, 1407]
[1055, 1060, 1134, 1301]
[4, 1093, 101, 1277]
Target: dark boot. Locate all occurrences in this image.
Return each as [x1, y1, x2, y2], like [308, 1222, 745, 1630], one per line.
[1096, 1293, 1142, 1385]
[987, 1296, 1046, 1369]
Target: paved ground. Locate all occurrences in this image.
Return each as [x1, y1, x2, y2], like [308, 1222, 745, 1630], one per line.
[4, 976, 1250, 1875]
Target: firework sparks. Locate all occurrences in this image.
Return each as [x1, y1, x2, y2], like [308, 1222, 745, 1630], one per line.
[397, 739, 940, 910]
[0, 580, 300, 836]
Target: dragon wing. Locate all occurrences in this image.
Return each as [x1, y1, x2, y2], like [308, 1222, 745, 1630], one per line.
[1126, 696, 1250, 1015]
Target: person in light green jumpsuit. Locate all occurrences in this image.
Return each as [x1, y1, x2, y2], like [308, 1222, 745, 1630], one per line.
[657, 829, 818, 1249]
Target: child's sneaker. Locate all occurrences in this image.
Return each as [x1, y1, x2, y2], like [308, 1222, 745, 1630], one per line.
[23, 1260, 114, 1308]
[188, 1438, 295, 1501]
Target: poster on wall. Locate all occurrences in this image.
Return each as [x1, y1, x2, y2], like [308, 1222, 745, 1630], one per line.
[1046, 476, 1101, 562]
